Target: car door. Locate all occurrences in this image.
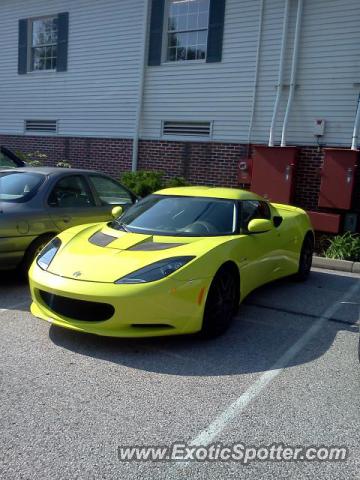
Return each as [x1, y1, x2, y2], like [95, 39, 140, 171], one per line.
[237, 200, 280, 293]
[86, 174, 135, 221]
[47, 174, 102, 231]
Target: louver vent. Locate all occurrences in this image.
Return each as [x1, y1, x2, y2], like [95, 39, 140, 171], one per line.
[25, 120, 58, 133]
[162, 121, 211, 138]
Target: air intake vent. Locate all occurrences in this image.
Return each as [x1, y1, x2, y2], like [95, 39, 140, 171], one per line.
[25, 120, 58, 133]
[162, 121, 212, 138]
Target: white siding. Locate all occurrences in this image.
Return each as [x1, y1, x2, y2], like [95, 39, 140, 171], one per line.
[142, 0, 360, 147]
[0, 0, 144, 138]
[0, 0, 359, 147]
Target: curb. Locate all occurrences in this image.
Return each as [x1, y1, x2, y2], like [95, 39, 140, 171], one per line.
[313, 256, 360, 274]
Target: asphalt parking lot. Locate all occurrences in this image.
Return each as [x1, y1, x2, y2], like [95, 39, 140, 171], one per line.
[0, 268, 359, 479]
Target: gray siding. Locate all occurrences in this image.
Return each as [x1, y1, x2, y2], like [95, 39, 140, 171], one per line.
[0, 0, 359, 147]
[142, 0, 360, 147]
[0, 0, 144, 138]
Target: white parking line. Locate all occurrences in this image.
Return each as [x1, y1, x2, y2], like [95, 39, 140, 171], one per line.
[188, 280, 360, 448]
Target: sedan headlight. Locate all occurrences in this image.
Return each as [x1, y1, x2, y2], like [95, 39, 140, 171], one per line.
[36, 237, 61, 271]
[115, 256, 195, 284]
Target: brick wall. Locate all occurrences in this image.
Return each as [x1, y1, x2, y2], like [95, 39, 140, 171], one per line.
[0, 135, 132, 178]
[138, 140, 246, 186]
[1, 134, 358, 219]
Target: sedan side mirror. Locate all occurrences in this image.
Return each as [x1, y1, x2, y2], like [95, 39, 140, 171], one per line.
[247, 218, 273, 234]
[112, 206, 123, 218]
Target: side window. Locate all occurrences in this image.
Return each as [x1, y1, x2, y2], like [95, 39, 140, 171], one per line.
[148, 0, 226, 66]
[89, 175, 133, 206]
[241, 200, 271, 231]
[18, 13, 69, 75]
[48, 175, 95, 208]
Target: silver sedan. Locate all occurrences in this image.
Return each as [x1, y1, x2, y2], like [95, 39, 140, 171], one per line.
[0, 167, 136, 273]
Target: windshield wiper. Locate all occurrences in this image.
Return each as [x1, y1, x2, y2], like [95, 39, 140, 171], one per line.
[112, 219, 130, 232]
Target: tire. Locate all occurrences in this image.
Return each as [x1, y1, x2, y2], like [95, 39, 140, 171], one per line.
[20, 234, 55, 277]
[293, 233, 314, 282]
[200, 265, 239, 338]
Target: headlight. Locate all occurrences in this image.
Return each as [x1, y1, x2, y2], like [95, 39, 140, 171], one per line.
[115, 256, 195, 284]
[36, 237, 61, 271]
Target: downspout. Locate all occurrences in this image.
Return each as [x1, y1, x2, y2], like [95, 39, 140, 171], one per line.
[268, 0, 290, 147]
[280, 0, 303, 147]
[247, 0, 264, 154]
[132, 0, 150, 172]
[351, 94, 360, 150]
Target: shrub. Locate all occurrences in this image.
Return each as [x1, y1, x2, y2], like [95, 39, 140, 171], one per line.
[15, 150, 71, 168]
[56, 161, 72, 168]
[166, 176, 189, 188]
[120, 170, 164, 197]
[120, 171, 189, 197]
[324, 232, 360, 262]
[16, 150, 47, 167]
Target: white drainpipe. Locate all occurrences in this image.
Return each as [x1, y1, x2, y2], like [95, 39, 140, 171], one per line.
[351, 94, 360, 150]
[280, 0, 304, 147]
[132, 0, 150, 172]
[247, 0, 264, 150]
[268, 0, 290, 147]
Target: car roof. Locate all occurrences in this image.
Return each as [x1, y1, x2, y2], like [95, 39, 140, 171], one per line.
[155, 186, 265, 201]
[0, 167, 103, 176]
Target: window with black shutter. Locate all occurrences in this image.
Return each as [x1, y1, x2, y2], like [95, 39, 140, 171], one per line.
[18, 12, 69, 74]
[148, 0, 225, 65]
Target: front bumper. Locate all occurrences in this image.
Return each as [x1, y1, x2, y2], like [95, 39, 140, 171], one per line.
[29, 263, 211, 337]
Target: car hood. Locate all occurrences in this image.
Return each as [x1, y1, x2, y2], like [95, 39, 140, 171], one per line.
[48, 223, 228, 283]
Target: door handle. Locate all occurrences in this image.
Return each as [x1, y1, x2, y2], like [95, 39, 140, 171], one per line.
[346, 168, 353, 184]
[62, 216, 71, 224]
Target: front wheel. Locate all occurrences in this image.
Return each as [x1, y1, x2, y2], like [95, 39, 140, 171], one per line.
[293, 234, 314, 282]
[200, 266, 239, 338]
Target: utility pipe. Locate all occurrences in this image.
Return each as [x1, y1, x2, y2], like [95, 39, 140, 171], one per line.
[280, 0, 303, 147]
[247, 0, 264, 153]
[268, 0, 290, 147]
[132, 0, 150, 172]
[351, 94, 360, 150]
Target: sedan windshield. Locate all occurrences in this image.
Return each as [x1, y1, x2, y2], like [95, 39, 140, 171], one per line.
[0, 172, 45, 203]
[111, 195, 237, 236]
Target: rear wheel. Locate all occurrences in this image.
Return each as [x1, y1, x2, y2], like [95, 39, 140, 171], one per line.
[293, 233, 314, 282]
[200, 265, 239, 338]
[20, 234, 55, 277]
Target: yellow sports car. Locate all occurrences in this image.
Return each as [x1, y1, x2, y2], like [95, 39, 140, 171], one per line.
[29, 186, 314, 338]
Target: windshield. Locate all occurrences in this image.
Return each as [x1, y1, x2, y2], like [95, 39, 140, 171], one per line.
[0, 172, 45, 203]
[111, 195, 238, 236]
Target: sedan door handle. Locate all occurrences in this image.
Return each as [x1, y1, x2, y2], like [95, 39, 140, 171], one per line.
[62, 216, 71, 224]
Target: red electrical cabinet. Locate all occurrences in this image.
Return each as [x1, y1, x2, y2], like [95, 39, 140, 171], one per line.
[318, 149, 358, 210]
[250, 146, 298, 203]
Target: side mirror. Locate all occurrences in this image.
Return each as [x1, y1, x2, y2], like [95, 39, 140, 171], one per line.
[247, 218, 273, 234]
[111, 206, 123, 218]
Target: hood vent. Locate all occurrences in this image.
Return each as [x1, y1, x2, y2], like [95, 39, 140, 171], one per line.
[129, 242, 184, 251]
[89, 231, 117, 247]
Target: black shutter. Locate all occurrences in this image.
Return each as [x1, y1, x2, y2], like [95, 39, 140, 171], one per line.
[206, 0, 226, 63]
[18, 19, 28, 74]
[148, 0, 165, 66]
[57, 12, 69, 72]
